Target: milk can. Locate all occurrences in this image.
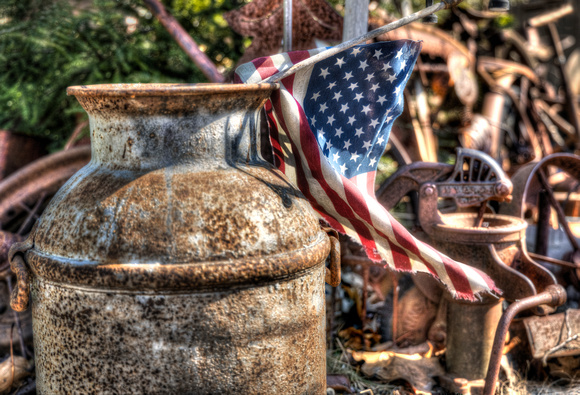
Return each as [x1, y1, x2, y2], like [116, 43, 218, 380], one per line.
[9, 84, 339, 394]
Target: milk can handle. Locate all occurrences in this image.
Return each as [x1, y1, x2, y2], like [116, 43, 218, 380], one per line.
[325, 233, 341, 287]
[10, 254, 30, 312]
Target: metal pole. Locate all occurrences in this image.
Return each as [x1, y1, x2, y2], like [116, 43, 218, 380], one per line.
[263, 0, 453, 83]
[343, 0, 369, 41]
[283, 0, 293, 52]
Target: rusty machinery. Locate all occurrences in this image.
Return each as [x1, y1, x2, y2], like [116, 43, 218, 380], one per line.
[498, 153, 580, 379]
[376, 148, 566, 395]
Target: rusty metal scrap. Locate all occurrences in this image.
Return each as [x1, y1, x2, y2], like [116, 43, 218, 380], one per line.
[524, 309, 580, 360]
[0, 145, 90, 226]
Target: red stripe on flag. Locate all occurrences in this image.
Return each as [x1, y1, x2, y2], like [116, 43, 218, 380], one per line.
[265, 97, 285, 173]
[391, 217, 474, 297]
[291, 137, 347, 235]
[288, 50, 311, 64]
[252, 56, 280, 81]
[289, 97, 380, 256]
[343, 178, 373, 224]
[386, 239, 413, 271]
[269, 89, 347, 235]
[281, 73, 296, 95]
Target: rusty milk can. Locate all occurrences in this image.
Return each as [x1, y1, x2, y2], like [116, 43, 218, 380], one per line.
[9, 83, 340, 394]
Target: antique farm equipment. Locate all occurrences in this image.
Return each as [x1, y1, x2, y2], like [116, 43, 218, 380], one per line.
[377, 148, 565, 394]
[9, 83, 340, 394]
[498, 153, 580, 367]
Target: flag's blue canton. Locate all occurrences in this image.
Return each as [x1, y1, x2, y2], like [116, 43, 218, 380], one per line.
[303, 41, 420, 179]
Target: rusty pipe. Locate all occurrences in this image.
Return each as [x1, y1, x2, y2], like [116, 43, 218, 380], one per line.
[9, 254, 30, 312]
[142, 0, 224, 83]
[483, 284, 567, 395]
[527, 3, 574, 28]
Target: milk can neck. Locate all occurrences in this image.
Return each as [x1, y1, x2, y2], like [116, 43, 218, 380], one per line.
[68, 84, 277, 171]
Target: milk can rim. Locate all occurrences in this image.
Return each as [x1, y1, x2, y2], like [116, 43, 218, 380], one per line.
[67, 83, 280, 97]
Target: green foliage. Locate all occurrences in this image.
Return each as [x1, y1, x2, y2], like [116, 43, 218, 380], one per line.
[0, 0, 246, 149]
[170, 0, 247, 70]
[492, 13, 515, 29]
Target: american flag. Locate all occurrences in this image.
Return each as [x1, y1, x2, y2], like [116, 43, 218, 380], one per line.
[235, 40, 498, 301]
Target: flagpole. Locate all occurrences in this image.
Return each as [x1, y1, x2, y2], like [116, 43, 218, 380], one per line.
[261, 0, 461, 84]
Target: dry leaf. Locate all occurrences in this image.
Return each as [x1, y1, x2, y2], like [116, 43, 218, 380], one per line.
[0, 356, 30, 394]
[351, 350, 444, 392]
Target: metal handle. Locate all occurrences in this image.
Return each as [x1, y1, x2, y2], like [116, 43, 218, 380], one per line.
[483, 284, 566, 395]
[10, 254, 30, 312]
[324, 231, 341, 287]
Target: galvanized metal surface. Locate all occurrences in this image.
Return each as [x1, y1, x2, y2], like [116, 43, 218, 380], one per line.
[32, 268, 326, 394]
[0, 146, 91, 356]
[10, 83, 332, 394]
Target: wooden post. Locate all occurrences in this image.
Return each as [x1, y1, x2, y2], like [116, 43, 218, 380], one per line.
[343, 0, 369, 41]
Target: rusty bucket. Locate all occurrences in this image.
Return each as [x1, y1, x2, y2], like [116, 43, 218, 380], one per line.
[9, 84, 337, 394]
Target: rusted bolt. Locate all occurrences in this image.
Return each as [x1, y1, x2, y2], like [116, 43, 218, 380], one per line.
[494, 181, 512, 198]
[424, 185, 435, 196]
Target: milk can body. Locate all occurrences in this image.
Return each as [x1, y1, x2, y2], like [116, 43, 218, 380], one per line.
[10, 84, 330, 394]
